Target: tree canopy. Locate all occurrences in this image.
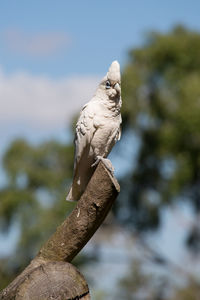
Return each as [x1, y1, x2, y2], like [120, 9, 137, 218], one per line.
[120, 25, 200, 238]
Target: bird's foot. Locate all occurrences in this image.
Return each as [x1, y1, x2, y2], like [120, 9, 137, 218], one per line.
[92, 156, 114, 175]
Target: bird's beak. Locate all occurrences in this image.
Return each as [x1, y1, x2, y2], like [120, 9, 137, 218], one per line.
[114, 82, 121, 94]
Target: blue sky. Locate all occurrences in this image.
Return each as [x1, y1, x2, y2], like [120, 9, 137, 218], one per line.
[1, 1, 200, 78]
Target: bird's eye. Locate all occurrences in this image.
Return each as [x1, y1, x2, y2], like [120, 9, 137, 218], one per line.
[105, 80, 111, 89]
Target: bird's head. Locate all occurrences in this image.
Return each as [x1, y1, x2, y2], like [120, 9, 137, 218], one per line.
[98, 60, 121, 101]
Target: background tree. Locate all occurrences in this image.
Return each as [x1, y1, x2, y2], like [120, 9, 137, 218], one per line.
[0, 139, 74, 288]
[119, 25, 200, 242]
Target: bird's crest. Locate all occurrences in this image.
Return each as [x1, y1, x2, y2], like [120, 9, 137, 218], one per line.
[107, 60, 121, 83]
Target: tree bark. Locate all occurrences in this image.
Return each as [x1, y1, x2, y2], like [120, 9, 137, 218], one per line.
[0, 161, 120, 299]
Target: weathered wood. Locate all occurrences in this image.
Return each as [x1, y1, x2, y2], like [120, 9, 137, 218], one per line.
[0, 161, 120, 299]
[1, 261, 90, 300]
[17, 262, 89, 300]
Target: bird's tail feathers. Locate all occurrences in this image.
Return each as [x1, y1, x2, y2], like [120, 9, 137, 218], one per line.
[66, 182, 81, 202]
[66, 186, 76, 202]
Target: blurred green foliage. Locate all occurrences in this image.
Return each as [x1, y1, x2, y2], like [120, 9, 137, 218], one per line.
[120, 25, 200, 235]
[1, 25, 200, 299]
[0, 139, 74, 288]
[119, 259, 169, 300]
[118, 257, 200, 300]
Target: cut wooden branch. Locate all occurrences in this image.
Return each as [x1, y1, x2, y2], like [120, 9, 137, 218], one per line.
[0, 161, 120, 299]
[8, 262, 90, 300]
[37, 160, 120, 262]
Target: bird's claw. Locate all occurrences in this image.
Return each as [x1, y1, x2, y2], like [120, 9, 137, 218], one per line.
[91, 156, 100, 168]
[92, 156, 114, 175]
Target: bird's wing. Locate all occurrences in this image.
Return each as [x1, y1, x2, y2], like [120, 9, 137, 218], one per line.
[74, 102, 97, 170]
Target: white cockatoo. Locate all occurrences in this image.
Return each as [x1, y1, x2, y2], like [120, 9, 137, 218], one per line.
[66, 61, 122, 201]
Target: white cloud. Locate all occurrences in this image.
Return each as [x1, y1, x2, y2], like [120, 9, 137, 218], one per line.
[0, 68, 100, 129]
[2, 29, 70, 57]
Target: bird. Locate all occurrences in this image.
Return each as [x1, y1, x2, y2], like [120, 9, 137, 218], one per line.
[66, 60, 122, 201]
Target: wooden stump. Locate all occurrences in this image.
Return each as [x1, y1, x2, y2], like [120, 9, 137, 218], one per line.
[2, 262, 90, 300]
